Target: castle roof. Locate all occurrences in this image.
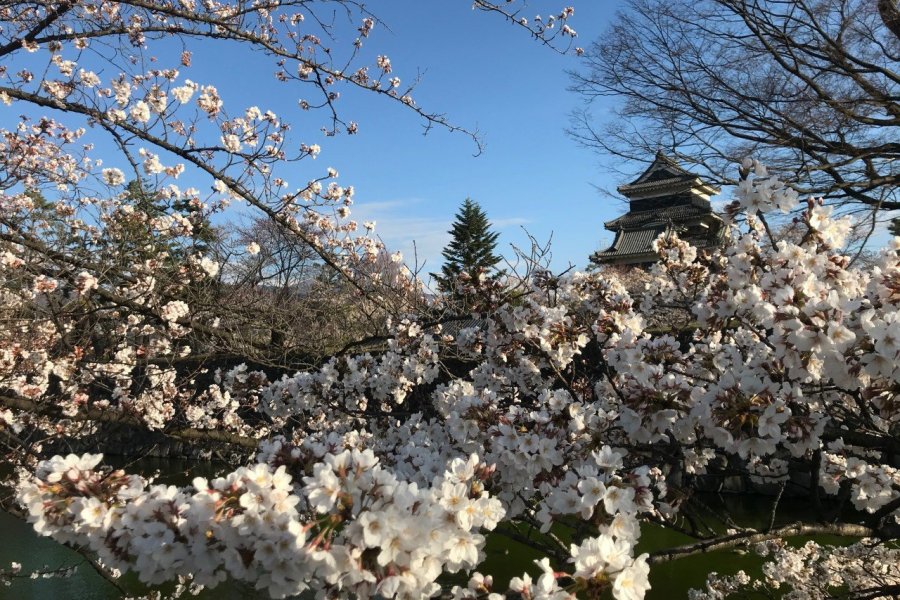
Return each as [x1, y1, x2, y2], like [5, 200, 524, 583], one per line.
[603, 200, 713, 230]
[617, 151, 720, 199]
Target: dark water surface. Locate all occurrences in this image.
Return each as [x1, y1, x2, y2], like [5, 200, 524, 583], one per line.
[0, 458, 836, 599]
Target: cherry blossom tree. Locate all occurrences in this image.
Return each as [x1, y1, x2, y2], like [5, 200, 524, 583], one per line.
[2, 2, 900, 600]
[0, 0, 577, 440]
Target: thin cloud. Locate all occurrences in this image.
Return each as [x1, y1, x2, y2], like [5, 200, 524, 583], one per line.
[493, 217, 532, 228]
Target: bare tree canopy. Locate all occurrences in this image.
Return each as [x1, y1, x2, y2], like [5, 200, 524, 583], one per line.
[570, 0, 900, 214]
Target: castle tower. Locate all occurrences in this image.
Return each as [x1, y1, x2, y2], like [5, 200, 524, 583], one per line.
[590, 152, 725, 267]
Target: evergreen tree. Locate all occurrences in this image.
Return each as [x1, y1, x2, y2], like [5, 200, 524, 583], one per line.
[434, 198, 503, 297]
[116, 178, 217, 263]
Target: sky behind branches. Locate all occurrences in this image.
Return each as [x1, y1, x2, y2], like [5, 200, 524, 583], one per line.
[193, 0, 634, 277]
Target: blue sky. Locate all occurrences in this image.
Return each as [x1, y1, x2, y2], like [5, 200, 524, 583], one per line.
[191, 1, 631, 277]
[338, 1, 625, 276]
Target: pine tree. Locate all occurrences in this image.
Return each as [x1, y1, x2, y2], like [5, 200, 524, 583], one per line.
[118, 178, 217, 263]
[434, 198, 503, 298]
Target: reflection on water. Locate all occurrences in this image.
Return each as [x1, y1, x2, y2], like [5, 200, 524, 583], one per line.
[0, 458, 840, 599]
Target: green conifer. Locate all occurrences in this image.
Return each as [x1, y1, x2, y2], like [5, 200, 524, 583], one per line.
[434, 198, 503, 297]
[118, 178, 217, 262]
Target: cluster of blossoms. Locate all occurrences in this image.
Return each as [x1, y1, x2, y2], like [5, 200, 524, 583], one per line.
[690, 539, 900, 599]
[820, 441, 900, 514]
[472, 2, 580, 52]
[19, 450, 503, 598]
[262, 317, 440, 419]
[0, 560, 78, 587]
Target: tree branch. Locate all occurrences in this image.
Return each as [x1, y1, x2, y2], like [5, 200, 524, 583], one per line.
[648, 522, 881, 565]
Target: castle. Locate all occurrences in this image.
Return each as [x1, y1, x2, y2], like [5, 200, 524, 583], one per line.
[590, 152, 725, 267]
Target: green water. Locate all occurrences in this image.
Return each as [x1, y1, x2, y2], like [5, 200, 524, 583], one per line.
[0, 458, 832, 599]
